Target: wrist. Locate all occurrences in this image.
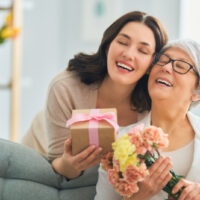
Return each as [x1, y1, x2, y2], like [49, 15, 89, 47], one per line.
[51, 157, 80, 178]
[62, 157, 82, 179]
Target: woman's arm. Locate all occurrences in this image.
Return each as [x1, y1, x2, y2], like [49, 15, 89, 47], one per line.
[45, 72, 102, 178]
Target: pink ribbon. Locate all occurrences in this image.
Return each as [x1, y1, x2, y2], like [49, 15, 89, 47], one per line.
[66, 109, 119, 147]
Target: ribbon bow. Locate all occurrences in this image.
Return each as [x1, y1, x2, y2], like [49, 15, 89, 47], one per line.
[66, 109, 119, 147]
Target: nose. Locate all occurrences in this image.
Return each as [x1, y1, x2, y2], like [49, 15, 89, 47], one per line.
[161, 61, 173, 73]
[122, 46, 136, 61]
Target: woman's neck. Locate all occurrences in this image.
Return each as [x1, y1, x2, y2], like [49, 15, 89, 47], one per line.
[151, 101, 195, 151]
[97, 77, 138, 126]
[97, 76, 136, 107]
[151, 101, 189, 135]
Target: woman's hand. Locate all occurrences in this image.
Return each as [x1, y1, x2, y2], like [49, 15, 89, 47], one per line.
[127, 156, 172, 200]
[52, 138, 102, 179]
[171, 179, 200, 200]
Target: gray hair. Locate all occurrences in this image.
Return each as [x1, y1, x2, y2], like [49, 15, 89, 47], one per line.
[161, 39, 200, 109]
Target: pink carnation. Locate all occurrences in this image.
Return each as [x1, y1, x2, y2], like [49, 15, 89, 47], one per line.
[108, 168, 120, 185]
[142, 125, 168, 152]
[101, 152, 113, 171]
[123, 163, 148, 183]
[115, 180, 139, 197]
[129, 132, 147, 155]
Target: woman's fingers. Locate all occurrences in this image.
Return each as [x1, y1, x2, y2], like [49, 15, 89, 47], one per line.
[64, 144, 102, 171]
[172, 179, 200, 200]
[86, 156, 102, 169]
[148, 156, 165, 174]
[149, 156, 172, 178]
[154, 157, 172, 178]
[64, 138, 72, 155]
[172, 178, 187, 194]
[142, 156, 172, 194]
[74, 145, 102, 162]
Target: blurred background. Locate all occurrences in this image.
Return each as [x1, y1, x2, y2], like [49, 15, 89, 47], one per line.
[0, 0, 200, 142]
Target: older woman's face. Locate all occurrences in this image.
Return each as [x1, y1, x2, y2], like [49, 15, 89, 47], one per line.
[148, 47, 199, 105]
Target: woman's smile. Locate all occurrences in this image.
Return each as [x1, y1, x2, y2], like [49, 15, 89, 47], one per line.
[116, 60, 134, 73]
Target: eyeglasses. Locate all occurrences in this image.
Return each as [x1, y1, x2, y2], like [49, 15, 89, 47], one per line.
[154, 53, 200, 78]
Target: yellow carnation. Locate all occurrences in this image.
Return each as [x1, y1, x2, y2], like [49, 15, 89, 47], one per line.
[113, 134, 138, 172]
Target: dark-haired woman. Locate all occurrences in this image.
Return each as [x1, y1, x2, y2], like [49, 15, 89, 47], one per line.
[22, 11, 168, 179]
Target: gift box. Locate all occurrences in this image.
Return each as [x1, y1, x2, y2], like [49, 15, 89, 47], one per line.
[66, 108, 118, 155]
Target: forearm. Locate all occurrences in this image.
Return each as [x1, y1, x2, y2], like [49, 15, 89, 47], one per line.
[52, 156, 81, 179]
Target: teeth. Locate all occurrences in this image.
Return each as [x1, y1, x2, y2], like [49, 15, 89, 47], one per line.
[117, 62, 134, 71]
[156, 79, 172, 87]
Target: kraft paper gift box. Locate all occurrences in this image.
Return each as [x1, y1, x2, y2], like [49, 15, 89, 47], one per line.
[66, 108, 118, 155]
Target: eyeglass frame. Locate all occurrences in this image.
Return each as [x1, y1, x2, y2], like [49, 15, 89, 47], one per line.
[153, 53, 200, 79]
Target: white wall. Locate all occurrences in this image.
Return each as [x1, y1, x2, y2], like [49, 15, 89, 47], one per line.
[1, 0, 188, 140]
[179, 0, 200, 115]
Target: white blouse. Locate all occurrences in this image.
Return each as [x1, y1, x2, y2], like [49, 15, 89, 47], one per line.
[162, 140, 194, 176]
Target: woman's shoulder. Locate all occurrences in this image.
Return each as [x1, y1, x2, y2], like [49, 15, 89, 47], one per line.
[48, 69, 98, 93]
[46, 69, 99, 107]
[49, 70, 82, 88]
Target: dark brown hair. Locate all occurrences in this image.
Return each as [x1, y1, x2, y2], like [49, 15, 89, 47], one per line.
[68, 11, 168, 112]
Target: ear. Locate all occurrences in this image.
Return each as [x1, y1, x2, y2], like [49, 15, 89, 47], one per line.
[191, 93, 200, 102]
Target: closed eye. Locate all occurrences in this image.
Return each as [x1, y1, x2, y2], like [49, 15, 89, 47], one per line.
[117, 40, 128, 46]
[139, 49, 149, 55]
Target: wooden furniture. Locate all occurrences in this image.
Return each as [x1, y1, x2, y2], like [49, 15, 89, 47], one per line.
[0, 0, 23, 142]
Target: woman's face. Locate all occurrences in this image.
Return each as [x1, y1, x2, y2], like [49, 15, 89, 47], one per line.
[148, 47, 199, 106]
[106, 21, 156, 87]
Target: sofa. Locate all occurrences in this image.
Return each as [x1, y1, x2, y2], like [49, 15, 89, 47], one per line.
[0, 139, 98, 200]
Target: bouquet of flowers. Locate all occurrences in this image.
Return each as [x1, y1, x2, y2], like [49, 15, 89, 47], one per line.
[0, 12, 19, 45]
[101, 124, 184, 199]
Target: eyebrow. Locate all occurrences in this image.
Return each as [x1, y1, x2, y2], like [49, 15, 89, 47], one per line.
[118, 33, 131, 40]
[118, 33, 152, 47]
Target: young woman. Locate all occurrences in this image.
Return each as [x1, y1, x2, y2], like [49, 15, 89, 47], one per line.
[22, 11, 168, 179]
[95, 39, 200, 200]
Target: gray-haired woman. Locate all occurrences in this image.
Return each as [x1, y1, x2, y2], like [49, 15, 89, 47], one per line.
[95, 39, 200, 200]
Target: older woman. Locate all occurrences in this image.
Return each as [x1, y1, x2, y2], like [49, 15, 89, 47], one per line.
[95, 39, 200, 200]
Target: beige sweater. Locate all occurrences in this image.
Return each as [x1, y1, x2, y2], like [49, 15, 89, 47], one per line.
[22, 70, 99, 161]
